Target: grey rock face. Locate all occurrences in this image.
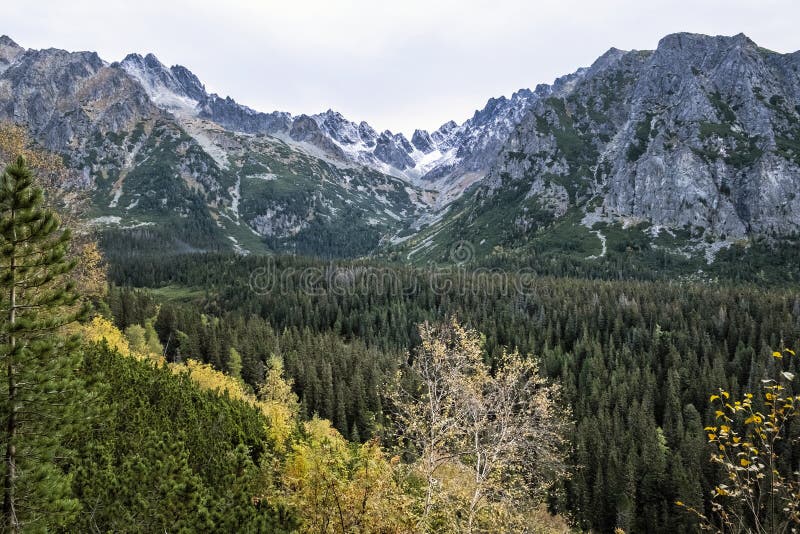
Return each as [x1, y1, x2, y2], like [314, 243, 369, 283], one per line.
[415, 87, 549, 190]
[0, 46, 157, 152]
[411, 129, 434, 153]
[108, 45, 542, 190]
[120, 50, 294, 136]
[358, 121, 377, 147]
[5, 31, 800, 251]
[314, 109, 366, 145]
[0, 35, 24, 74]
[289, 114, 346, 158]
[374, 131, 415, 170]
[430, 120, 458, 146]
[2, 44, 242, 214]
[481, 32, 800, 238]
[169, 65, 206, 102]
[120, 53, 204, 110]
[0, 37, 431, 258]
[199, 94, 292, 134]
[602, 33, 800, 236]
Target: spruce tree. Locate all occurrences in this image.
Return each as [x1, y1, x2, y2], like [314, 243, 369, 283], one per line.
[0, 156, 86, 532]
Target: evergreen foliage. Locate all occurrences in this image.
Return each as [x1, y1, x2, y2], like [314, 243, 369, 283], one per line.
[0, 156, 87, 532]
[2, 138, 799, 532]
[104, 254, 800, 532]
[71, 343, 295, 533]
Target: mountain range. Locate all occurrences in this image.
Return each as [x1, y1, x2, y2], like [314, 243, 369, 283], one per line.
[1, 32, 799, 264]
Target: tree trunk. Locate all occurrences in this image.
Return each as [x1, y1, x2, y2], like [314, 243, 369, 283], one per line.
[466, 434, 482, 534]
[3, 347, 16, 534]
[3, 210, 17, 533]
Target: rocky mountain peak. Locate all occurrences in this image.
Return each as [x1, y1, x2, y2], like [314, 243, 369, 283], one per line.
[0, 44, 157, 154]
[290, 114, 345, 157]
[5, 47, 106, 87]
[2, 31, 799, 260]
[436, 120, 458, 133]
[474, 95, 508, 119]
[656, 31, 755, 53]
[319, 108, 343, 119]
[475, 31, 800, 242]
[358, 121, 377, 146]
[430, 120, 458, 145]
[0, 35, 24, 73]
[169, 65, 206, 102]
[374, 130, 415, 170]
[586, 47, 628, 77]
[470, 87, 536, 126]
[143, 53, 164, 68]
[44, 38, 559, 190]
[411, 129, 435, 153]
[120, 51, 202, 111]
[510, 88, 534, 100]
[0, 35, 22, 51]
[314, 109, 363, 144]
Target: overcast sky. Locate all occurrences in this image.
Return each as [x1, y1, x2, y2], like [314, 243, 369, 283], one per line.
[5, 1, 800, 135]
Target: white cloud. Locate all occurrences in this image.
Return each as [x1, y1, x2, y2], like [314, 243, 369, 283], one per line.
[5, 0, 800, 135]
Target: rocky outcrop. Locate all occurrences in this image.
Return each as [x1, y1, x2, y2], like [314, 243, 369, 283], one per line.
[119, 53, 207, 109]
[374, 131, 415, 170]
[120, 50, 293, 134]
[289, 114, 346, 158]
[0, 36, 24, 74]
[481, 32, 800, 238]
[106, 46, 550, 192]
[411, 129, 434, 153]
[0, 37, 434, 259]
[3, 31, 800, 255]
[198, 95, 292, 135]
[0, 46, 158, 152]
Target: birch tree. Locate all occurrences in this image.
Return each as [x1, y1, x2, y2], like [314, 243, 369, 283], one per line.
[392, 319, 570, 533]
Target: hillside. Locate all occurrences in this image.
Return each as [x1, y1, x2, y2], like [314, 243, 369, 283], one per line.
[1, 26, 800, 534]
[5, 32, 800, 267]
[0, 36, 430, 258]
[398, 33, 800, 265]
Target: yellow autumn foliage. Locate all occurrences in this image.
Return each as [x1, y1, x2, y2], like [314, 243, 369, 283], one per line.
[80, 316, 163, 363]
[79, 316, 297, 447]
[78, 316, 417, 531]
[72, 241, 108, 298]
[80, 316, 133, 357]
[75, 315, 576, 533]
[175, 359, 250, 402]
[173, 359, 296, 448]
[277, 417, 416, 533]
[0, 122, 65, 179]
[678, 347, 800, 531]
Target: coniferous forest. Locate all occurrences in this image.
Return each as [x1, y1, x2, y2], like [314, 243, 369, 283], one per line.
[101, 252, 800, 533]
[1, 159, 799, 531]
[1, 11, 800, 532]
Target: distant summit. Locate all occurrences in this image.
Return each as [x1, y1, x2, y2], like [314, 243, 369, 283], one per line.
[0, 32, 798, 260]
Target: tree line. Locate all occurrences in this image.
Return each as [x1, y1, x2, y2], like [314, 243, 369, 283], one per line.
[0, 154, 572, 532]
[106, 252, 800, 532]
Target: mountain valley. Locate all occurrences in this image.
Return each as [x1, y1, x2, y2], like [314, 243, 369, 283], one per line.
[2, 31, 800, 274]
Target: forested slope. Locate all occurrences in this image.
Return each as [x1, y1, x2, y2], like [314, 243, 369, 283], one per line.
[106, 253, 800, 532]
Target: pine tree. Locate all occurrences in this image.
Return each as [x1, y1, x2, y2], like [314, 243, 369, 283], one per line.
[227, 347, 243, 381]
[0, 156, 87, 532]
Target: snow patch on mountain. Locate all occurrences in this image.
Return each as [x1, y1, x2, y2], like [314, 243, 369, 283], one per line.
[115, 47, 562, 215]
[120, 53, 200, 113]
